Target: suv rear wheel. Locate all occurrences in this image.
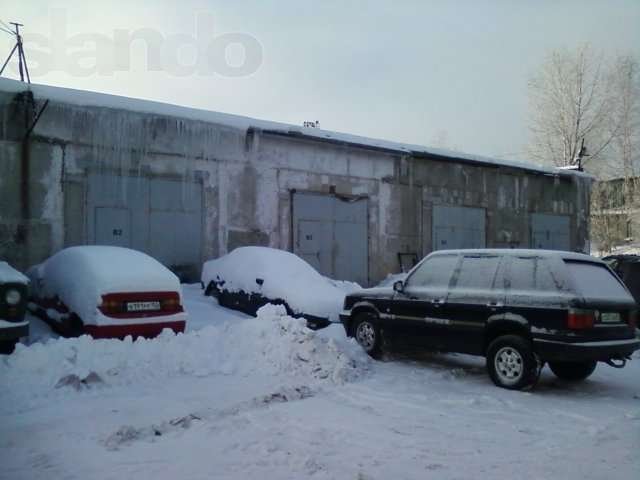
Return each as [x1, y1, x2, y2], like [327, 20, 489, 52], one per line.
[549, 360, 597, 381]
[486, 335, 540, 390]
[352, 312, 383, 359]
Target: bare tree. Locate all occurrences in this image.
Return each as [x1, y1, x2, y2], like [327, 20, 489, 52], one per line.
[528, 44, 617, 169]
[529, 46, 640, 254]
[609, 56, 640, 177]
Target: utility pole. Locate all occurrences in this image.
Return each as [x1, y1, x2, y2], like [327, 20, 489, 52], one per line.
[0, 22, 30, 83]
[575, 138, 588, 171]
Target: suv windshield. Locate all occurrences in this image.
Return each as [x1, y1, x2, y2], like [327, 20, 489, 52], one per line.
[564, 261, 631, 302]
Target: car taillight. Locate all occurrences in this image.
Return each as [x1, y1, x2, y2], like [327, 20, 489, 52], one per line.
[99, 297, 123, 314]
[161, 295, 181, 312]
[567, 308, 595, 329]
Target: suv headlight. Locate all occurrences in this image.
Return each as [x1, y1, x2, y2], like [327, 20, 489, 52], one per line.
[5, 289, 21, 306]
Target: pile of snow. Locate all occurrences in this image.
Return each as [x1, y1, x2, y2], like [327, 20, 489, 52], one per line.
[0, 304, 370, 406]
[325, 277, 362, 295]
[202, 247, 361, 321]
[0, 261, 28, 284]
[27, 246, 182, 323]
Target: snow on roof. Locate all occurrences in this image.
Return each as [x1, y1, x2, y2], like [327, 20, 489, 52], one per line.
[0, 77, 585, 177]
[428, 248, 600, 262]
[0, 261, 29, 285]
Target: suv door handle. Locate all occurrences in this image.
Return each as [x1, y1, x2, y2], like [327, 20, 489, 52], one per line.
[431, 298, 446, 306]
[486, 301, 504, 308]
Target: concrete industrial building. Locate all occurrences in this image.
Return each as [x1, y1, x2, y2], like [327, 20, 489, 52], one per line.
[0, 78, 591, 285]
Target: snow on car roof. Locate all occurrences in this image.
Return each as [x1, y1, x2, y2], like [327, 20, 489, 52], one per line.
[0, 261, 29, 285]
[201, 246, 353, 320]
[32, 246, 181, 324]
[428, 249, 601, 262]
[0, 77, 587, 178]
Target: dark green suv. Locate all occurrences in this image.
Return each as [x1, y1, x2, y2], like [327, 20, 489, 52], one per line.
[0, 261, 29, 354]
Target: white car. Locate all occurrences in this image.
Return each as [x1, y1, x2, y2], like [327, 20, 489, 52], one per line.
[28, 246, 187, 339]
[201, 246, 360, 329]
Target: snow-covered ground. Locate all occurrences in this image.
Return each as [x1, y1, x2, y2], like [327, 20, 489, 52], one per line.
[1, 284, 638, 479]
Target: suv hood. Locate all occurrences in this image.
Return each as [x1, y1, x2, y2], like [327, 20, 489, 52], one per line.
[350, 287, 394, 299]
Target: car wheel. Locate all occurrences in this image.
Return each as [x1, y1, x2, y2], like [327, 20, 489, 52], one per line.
[486, 335, 540, 390]
[549, 360, 597, 381]
[352, 313, 383, 359]
[0, 340, 17, 355]
[65, 314, 84, 337]
[204, 281, 218, 297]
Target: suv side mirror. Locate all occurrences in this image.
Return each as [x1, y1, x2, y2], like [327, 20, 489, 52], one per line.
[393, 280, 405, 293]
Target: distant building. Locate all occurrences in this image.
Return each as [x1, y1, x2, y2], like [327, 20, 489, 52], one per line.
[0, 78, 591, 284]
[591, 177, 640, 253]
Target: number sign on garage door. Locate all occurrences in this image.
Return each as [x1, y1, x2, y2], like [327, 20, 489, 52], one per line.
[292, 192, 368, 285]
[87, 173, 203, 274]
[530, 213, 570, 250]
[432, 205, 486, 250]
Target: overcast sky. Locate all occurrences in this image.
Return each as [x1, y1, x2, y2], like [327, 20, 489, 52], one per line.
[1, 0, 639, 162]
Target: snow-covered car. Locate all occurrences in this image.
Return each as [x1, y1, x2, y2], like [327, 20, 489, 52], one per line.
[0, 262, 29, 354]
[202, 247, 360, 329]
[28, 246, 187, 339]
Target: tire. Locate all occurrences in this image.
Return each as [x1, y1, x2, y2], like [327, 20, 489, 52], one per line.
[549, 360, 597, 381]
[0, 340, 18, 355]
[486, 335, 540, 390]
[204, 281, 218, 297]
[64, 314, 85, 337]
[352, 312, 383, 359]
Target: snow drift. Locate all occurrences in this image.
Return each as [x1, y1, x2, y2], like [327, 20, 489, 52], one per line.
[0, 305, 370, 407]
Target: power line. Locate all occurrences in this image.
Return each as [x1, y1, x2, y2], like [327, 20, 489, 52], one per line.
[0, 19, 13, 32]
[0, 20, 14, 36]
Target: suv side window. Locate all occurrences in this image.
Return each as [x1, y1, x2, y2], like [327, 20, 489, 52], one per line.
[507, 255, 569, 307]
[447, 254, 505, 304]
[509, 256, 560, 292]
[406, 254, 459, 288]
[452, 255, 503, 290]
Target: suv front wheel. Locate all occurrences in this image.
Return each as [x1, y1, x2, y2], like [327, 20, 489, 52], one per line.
[549, 360, 597, 381]
[352, 312, 383, 359]
[486, 335, 540, 390]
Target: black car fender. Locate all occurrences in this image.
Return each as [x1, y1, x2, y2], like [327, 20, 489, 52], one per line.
[346, 301, 382, 334]
[484, 312, 531, 351]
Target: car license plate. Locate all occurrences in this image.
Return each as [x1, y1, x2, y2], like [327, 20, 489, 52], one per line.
[126, 301, 160, 312]
[600, 312, 621, 323]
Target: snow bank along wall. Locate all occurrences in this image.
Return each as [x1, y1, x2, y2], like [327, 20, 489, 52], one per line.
[0, 79, 591, 285]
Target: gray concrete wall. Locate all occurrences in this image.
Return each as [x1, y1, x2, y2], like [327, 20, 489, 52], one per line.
[0, 86, 591, 285]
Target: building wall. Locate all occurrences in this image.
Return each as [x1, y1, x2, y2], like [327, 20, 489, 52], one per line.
[0, 88, 591, 284]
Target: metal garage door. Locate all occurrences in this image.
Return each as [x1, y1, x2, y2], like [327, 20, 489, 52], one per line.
[292, 192, 368, 285]
[432, 205, 486, 250]
[530, 213, 570, 250]
[87, 173, 203, 279]
[148, 179, 203, 268]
